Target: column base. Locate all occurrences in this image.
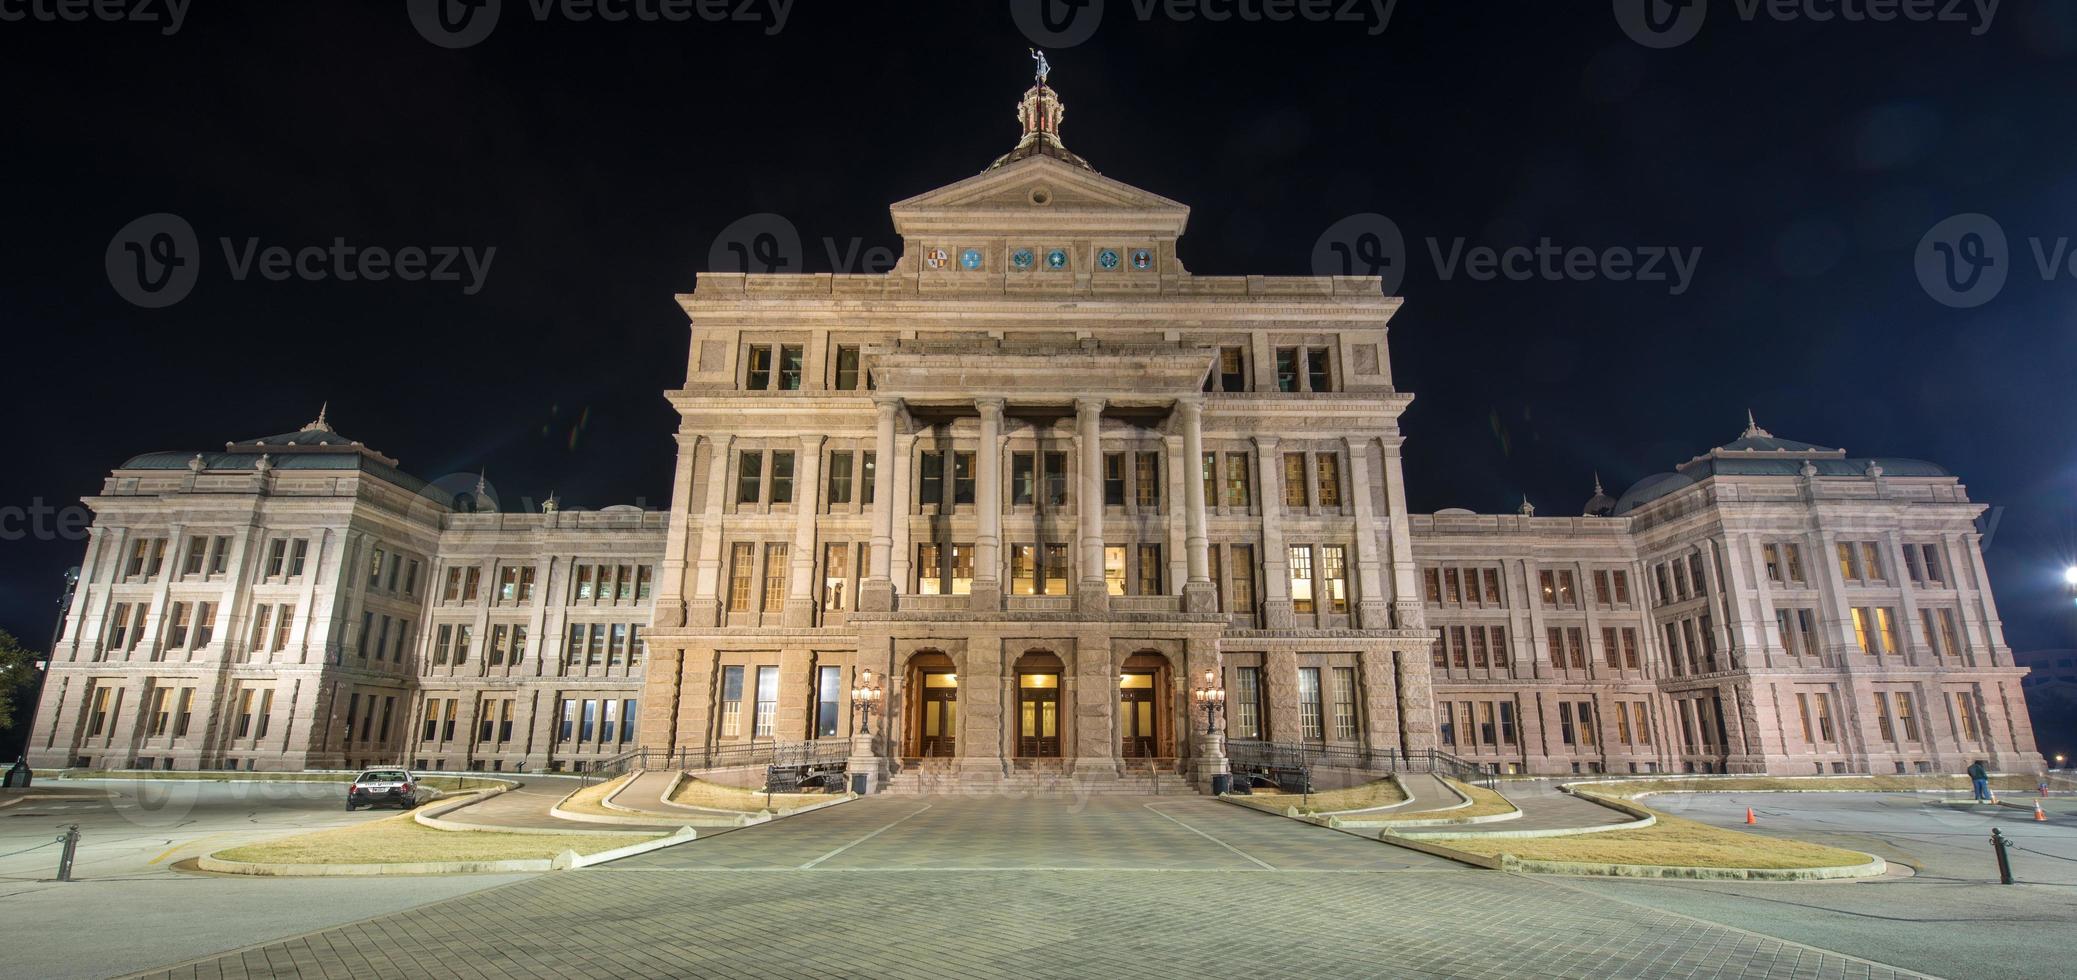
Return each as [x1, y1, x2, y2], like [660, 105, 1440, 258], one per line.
[859, 579, 896, 612]
[780, 597, 817, 628]
[1183, 582, 1218, 614]
[686, 599, 722, 627]
[1076, 583, 1110, 614]
[969, 582, 1003, 613]
[1262, 600, 1296, 630]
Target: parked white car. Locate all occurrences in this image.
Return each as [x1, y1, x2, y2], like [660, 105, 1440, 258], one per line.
[345, 769, 425, 811]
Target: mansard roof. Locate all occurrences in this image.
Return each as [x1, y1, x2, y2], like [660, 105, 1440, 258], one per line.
[1608, 416, 1952, 515]
[116, 408, 426, 491]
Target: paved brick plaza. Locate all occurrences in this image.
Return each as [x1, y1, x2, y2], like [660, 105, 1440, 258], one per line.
[142, 797, 1928, 979]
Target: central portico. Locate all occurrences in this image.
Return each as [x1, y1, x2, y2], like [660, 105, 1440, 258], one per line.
[635, 73, 1437, 794]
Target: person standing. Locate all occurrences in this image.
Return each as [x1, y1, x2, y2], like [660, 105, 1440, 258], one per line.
[1968, 759, 1992, 802]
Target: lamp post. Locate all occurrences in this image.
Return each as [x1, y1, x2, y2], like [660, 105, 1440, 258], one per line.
[1192, 668, 1226, 735]
[851, 668, 883, 736]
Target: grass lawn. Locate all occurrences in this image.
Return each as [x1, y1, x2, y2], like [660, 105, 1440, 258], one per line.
[215, 810, 656, 865]
[1371, 778, 1517, 822]
[668, 777, 834, 813]
[1436, 806, 1873, 869]
[1573, 774, 2038, 798]
[1252, 778, 1407, 815]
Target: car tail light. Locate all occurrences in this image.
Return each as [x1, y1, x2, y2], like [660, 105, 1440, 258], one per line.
[350, 786, 362, 794]
[399, 782, 412, 792]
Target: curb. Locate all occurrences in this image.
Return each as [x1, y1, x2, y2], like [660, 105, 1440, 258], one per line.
[549, 774, 732, 828]
[195, 826, 698, 877]
[1392, 789, 1647, 840]
[1340, 779, 1525, 830]
[414, 786, 661, 838]
[656, 771, 857, 822]
[1503, 853, 1888, 881]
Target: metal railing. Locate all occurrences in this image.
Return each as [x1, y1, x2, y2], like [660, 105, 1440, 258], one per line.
[594, 740, 851, 775]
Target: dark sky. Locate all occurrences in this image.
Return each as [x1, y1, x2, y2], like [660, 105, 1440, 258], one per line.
[3, 0, 2076, 660]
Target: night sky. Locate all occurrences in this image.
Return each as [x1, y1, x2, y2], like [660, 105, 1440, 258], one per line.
[4, 1, 2076, 664]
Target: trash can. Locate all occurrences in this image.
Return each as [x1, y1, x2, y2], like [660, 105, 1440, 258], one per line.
[850, 772, 869, 796]
[1211, 773, 1232, 796]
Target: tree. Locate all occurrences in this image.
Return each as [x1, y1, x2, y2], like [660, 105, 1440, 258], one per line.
[0, 631, 38, 733]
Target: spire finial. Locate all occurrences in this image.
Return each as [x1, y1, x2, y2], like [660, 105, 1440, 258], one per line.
[1741, 409, 1771, 439]
[1517, 495, 1536, 517]
[306, 401, 334, 433]
[475, 469, 488, 497]
[1592, 471, 1605, 495]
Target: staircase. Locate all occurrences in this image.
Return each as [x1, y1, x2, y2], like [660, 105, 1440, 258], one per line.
[882, 760, 1201, 797]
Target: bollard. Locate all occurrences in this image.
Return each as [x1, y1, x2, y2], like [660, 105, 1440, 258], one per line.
[1990, 827, 2014, 885]
[54, 824, 80, 883]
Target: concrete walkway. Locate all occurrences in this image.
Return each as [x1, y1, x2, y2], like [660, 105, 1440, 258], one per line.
[1457, 779, 1634, 834]
[1392, 772, 1461, 814]
[434, 774, 684, 832]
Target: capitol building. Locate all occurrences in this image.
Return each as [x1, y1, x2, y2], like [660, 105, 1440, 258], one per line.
[25, 77, 2040, 789]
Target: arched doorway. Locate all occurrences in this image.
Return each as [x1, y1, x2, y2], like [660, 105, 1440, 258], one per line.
[1119, 651, 1174, 759]
[903, 651, 957, 760]
[1013, 650, 1065, 759]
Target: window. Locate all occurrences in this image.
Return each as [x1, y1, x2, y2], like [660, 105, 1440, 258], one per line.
[1137, 544, 1163, 595]
[721, 666, 745, 737]
[1103, 453, 1126, 506]
[1134, 452, 1160, 508]
[148, 687, 171, 737]
[834, 345, 861, 390]
[1202, 452, 1216, 511]
[861, 452, 876, 505]
[770, 451, 795, 504]
[778, 345, 803, 390]
[1838, 540, 1886, 584]
[1207, 346, 1247, 392]
[727, 543, 756, 612]
[762, 543, 789, 610]
[1275, 348, 1299, 391]
[753, 666, 779, 736]
[182, 537, 206, 576]
[1283, 454, 1308, 507]
[952, 452, 975, 505]
[1905, 543, 1946, 586]
[254, 690, 274, 739]
[1012, 452, 1036, 506]
[828, 451, 855, 505]
[166, 603, 192, 649]
[1306, 349, 1331, 391]
[288, 539, 307, 578]
[1876, 607, 1899, 655]
[1045, 544, 1070, 595]
[1298, 667, 1324, 741]
[1289, 545, 1315, 613]
[816, 666, 842, 738]
[917, 543, 944, 595]
[919, 451, 944, 506]
[1594, 569, 1630, 606]
[949, 544, 973, 596]
[1315, 454, 1340, 508]
[824, 543, 852, 611]
[1233, 666, 1262, 738]
[746, 345, 772, 389]
[1331, 666, 1357, 741]
[1224, 452, 1251, 507]
[1319, 545, 1348, 614]
[273, 604, 293, 651]
[1042, 451, 1067, 508]
[1921, 608, 1960, 657]
[737, 451, 764, 504]
[1228, 544, 1255, 613]
[1954, 691, 1981, 742]
[1104, 546, 1127, 596]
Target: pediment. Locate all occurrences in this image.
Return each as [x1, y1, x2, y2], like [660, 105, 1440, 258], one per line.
[890, 156, 1190, 239]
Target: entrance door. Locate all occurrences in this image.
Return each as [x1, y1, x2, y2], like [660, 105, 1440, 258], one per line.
[1017, 673, 1061, 757]
[918, 672, 957, 758]
[1120, 672, 1157, 758]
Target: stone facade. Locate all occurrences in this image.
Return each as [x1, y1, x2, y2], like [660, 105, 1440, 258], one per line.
[24, 80, 2040, 781]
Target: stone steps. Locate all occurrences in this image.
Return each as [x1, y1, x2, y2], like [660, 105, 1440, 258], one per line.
[883, 768, 1202, 797]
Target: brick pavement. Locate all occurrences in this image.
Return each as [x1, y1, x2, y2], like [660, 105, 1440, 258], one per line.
[137, 795, 1933, 979]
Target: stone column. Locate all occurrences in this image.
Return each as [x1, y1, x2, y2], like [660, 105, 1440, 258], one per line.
[861, 399, 900, 612]
[1253, 437, 1294, 629]
[1178, 398, 1216, 612]
[653, 433, 698, 628]
[1075, 397, 1108, 612]
[688, 434, 734, 627]
[1344, 436, 1390, 629]
[973, 398, 1005, 610]
[783, 435, 825, 627]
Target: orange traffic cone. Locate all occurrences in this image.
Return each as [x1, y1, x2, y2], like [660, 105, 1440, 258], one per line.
[2036, 800, 2048, 822]
[1746, 806, 1757, 825]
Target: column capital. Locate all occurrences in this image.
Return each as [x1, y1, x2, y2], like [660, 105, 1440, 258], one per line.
[974, 396, 1006, 416]
[873, 397, 905, 418]
[1252, 434, 1280, 452]
[1075, 396, 1106, 416]
[1174, 395, 1205, 417]
[798, 433, 827, 452]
